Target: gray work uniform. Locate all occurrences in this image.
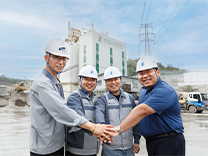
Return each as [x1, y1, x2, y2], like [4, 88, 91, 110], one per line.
[30, 69, 88, 155]
[66, 88, 100, 155]
[95, 90, 140, 150]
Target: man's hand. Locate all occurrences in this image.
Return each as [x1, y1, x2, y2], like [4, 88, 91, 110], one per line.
[80, 122, 119, 143]
[93, 124, 118, 143]
[133, 143, 140, 154]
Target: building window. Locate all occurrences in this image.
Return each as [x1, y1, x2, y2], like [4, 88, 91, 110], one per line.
[122, 51, 125, 76]
[110, 58, 113, 66]
[110, 48, 113, 55]
[96, 43, 99, 52]
[110, 48, 113, 66]
[122, 51, 124, 58]
[96, 43, 99, 73]
[84, 45, 86, 63]
[84, 45, 86, 53]
[96, 63, 99, 73]
[96, 54, 99, 61]
[122, 69, 125, 76]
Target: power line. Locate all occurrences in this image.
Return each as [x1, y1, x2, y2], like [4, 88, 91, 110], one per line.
[139, 0, 147, 57]
[155, 0, 180, 37]
[154, 0, 169, 28]
[155, 0, 189, 44]
[146, 0, 152, 24]
[141, 0, 147, 26]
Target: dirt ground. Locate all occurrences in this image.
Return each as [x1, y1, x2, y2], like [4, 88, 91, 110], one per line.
[0, 102, 208, 156]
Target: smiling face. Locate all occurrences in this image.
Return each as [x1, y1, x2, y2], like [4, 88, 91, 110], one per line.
[105, 77, 121, 95]
[44, 53, 67, 76]
[79, 77, 96, 93]
[138, 68, 160, 88]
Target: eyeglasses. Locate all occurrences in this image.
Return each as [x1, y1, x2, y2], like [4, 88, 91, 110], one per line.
[83, 77, 97, 82]
[138, 69, 154, 76]
[50, 54, 69, 63]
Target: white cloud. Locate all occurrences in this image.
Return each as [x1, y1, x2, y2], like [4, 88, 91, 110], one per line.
[0, 10, 56, 30]
[0, 0, 208, 79]
[18, 56, 43, 59]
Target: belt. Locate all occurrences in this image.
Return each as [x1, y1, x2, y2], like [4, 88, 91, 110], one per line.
[145, 132, 182, 142]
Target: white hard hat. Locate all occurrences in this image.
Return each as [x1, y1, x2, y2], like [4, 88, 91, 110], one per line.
[104, 66, 121, 80]
[136, 56, 158, 72]
[44, 38, 69, 59]
[79, 65, 98, 79]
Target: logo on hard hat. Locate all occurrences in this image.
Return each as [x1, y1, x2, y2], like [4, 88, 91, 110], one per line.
[59, 47, 65, 52]
[110, 71, 113, 75]
[142, 62, 144, 66]
[91, 70, 93, 74]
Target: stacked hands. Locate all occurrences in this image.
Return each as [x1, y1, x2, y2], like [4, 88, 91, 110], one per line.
[90, 124, 140, 154]
[91, 124, 119, 144]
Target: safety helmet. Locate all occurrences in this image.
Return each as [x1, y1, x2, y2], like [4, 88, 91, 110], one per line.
[136, 56, 158, 72]
[79, 65, 98, 79]
[104, 66, 121, 80]
[44, 38, 69, 59]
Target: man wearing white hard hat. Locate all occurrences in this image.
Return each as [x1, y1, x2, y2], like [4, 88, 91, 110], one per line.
[113, 56, 185, 156]
[65, 65, 100, 156]
[30, 38, 116, 156]
[95, 66, 141, 156]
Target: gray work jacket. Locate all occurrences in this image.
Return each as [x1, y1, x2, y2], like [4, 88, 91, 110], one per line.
[30, 69, 88, 154]
[66, 88, 100, 155]
[95, 90, 140, 150]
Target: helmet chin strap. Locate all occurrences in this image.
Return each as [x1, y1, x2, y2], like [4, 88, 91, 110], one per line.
[153, 68, 159, 80]
[47, 53, 62, 76]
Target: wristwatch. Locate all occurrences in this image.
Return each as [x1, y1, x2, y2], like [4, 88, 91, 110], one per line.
[115, 125, 122, 135]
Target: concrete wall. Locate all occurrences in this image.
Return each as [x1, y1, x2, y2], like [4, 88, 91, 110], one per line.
[161, 71, 208, 93]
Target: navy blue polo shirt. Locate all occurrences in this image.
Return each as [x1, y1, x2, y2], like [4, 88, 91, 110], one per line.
[138, 77, 184, 137]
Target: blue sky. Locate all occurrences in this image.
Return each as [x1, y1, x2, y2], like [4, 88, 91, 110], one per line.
[0, 0, 208, 79]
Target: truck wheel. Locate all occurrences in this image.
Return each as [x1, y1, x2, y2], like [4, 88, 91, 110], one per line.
[188, 106, 197, 113]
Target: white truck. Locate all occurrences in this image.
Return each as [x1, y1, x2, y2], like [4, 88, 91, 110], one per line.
[178, 92, 208, 113]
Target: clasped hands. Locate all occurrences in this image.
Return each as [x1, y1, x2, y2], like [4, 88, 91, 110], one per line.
[92, 124, 119, 144]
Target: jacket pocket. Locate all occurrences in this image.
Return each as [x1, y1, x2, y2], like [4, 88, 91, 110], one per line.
[66, 128, 85, 149]
[44, 114, 57, 137]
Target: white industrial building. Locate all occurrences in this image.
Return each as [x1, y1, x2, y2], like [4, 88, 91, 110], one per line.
[60, 25, 140, 98]
[60, 24, 208, 99]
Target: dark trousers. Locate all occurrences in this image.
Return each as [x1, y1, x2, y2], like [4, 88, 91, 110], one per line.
[30, 147, 64, 156]
[65, 150, 96, 156]
[146, 133, 185, 156]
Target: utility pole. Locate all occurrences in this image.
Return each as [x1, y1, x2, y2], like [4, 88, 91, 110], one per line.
[139, 23, 154, 57]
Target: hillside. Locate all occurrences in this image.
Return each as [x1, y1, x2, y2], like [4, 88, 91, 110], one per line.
[127, 58, 186, 76]
[0, 75, 32, 86]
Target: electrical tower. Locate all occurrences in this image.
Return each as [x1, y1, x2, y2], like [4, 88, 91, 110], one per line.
[139, 23, 155, 57]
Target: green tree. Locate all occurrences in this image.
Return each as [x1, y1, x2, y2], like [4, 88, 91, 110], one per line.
[157, 62, 166, 71]
[127, 58, 139, 76]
